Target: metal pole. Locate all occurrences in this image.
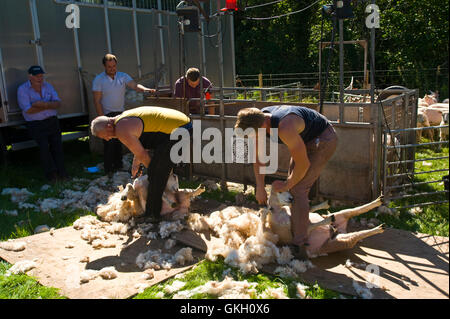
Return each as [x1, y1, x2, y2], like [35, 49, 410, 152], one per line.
[0, 48, 9, 122]
[370, 0, 376, 103]
[166, 20, 174, 92]
[72, 27, 87, 114]
[200, 10, 207, 75]
[216, 0, 227, 191]
[199, 27, 204, 117]
[338, 18, 344, 123]
[103, 0, 112, 53]
[229, 13, 236, 88]
[318, 42, 322, 103]
[132, 0, 142, 79]
[157, 0, 166, 84]
[29, 0, 45, 69]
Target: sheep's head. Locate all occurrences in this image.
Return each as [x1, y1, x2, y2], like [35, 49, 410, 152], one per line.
[424, 93, 437, 105]
[442, 112, 449, 125]
[133, 175, 149, 210]
[268, 189, 293, 209]
[166, 173, 179, 193]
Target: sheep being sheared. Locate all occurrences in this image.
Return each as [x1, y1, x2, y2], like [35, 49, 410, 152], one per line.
[96, 173, 205, 222]
[265, 189, 385, 258]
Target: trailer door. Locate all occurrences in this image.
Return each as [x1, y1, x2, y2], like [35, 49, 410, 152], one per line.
[0, 0, 42, 120]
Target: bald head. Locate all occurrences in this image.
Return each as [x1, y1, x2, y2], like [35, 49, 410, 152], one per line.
[90, 116, 112, 137]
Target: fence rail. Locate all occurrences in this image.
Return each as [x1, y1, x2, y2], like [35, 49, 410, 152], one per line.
[382, 116, 449, 210]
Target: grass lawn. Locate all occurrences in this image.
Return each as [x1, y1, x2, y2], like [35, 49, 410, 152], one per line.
[0, 135, 448, 299]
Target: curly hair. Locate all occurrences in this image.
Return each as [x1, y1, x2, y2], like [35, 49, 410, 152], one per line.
[235, 108, 266, 131]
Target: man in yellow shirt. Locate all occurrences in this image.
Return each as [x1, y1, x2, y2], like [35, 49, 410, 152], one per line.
[91, 106, 191, 219]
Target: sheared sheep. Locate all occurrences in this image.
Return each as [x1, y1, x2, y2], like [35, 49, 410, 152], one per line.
[96, 173, 205, 222]
[265, 189, 385, 257]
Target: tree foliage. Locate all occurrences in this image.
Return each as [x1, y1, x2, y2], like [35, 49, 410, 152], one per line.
[233, 0, 449, 97]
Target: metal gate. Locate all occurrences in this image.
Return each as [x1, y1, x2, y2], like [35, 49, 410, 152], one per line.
[382, 95, 449, 209]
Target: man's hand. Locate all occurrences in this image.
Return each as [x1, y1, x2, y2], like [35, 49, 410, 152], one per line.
[143, 88, 156, 94]
[32, 101, 46, 108]
[272, 180, 289, 193]
[255, 186, 268, 205]
[131, 162, 142, 178]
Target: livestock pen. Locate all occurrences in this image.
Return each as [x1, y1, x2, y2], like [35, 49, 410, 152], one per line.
[133, 86, 433, 208]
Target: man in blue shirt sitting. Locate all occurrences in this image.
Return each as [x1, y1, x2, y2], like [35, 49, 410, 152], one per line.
[17, 65, 68, 182]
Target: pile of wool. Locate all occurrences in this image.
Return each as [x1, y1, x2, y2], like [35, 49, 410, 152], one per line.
[18, 202, 39, 211]
[172, 276, 258, 299]
[0, 240, 27, 252]
[187, 206, 304, 274]
[5, 259, 38, 276]
[273, 259, 315, 278]
[79, 266, 119, 284]
[38, 172, 129, 215]
[260, 286, 289, 299]
[72, 215, 129, 249]
[96, 184, 142, 222]
[159, 220, 184, 238]
[136, 247, 194, 271]
[1, 188, 34, 203]
[164, 280, 186, 294]
[0, 209, 18, 217]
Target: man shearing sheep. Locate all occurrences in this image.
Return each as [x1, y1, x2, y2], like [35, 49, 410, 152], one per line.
[234, 105, 338, 260]
[90, 106, 192, 220]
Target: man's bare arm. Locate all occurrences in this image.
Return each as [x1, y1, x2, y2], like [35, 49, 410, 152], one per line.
[127, 80, 155, 93]
[26, 101, 61, 114]
[93, 91, 104, 116]
[278, 118, 310, 190]
[114, 119, 150, 175]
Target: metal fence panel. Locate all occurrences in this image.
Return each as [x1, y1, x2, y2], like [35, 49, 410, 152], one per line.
[109, 9, 138, 77]
[0, 0, 37, 116]
[37, 0, 83, 116]
[136, 12, 161, 85]
[78, 6, 109, 80]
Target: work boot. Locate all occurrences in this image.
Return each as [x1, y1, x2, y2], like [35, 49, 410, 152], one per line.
[289, 243, 309, 261]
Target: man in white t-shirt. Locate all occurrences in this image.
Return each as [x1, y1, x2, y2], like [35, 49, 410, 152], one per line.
[92, 53, 155, 174]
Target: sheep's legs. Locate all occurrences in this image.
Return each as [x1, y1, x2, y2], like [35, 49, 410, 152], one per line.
[307, 215, 335, 235]
[181, 185, 206, 199]
[317, 224, 385, 254]
[327, 196, 383, 233]
[332, 196, 383, 221]
[310, 201, 330, 213]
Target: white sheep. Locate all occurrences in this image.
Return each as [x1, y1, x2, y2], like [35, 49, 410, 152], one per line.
[265, 189, 385, 258]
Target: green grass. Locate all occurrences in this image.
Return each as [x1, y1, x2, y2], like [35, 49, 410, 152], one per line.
[383, 139, 449, 236]
[235, 89, 319, 104]
[0, 136, 447, 299]
[0, 261, 65, 299]
[133, 258, 340, 299]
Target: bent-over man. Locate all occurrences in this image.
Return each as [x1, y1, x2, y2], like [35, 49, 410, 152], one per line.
[234, 105, 338, 260]
[90, 106, 192, 220]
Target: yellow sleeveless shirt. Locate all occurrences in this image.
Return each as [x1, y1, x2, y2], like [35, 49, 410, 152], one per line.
[114, 106, 190, 134]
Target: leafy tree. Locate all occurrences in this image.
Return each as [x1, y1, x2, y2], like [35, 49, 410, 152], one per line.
[233, 0, 449, 98]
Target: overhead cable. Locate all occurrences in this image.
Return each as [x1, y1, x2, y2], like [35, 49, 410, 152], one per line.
[245, 0, 321, 20]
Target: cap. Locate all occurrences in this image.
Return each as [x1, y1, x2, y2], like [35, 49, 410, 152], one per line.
[28, 65, 45, 76]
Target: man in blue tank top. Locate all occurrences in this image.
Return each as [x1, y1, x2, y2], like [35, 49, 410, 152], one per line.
[235, 105, 338, 260]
